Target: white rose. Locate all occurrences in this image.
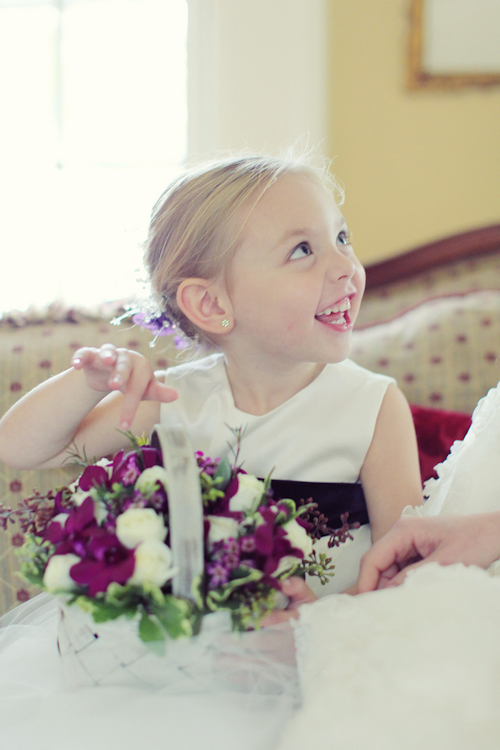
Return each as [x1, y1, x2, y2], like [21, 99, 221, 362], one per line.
[282, 518, 313, 556]
[135, 466, 169, 498]
[129, 540, 175, 587]
[207, 515, 240, 548]
[229, 474, 265, 513]
[116, 507, 167, 549]
[43, 553, 80, 592]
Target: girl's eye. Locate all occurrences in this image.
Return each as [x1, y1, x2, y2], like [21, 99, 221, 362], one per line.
[289, 242, 312, 260]
[337, 229, 352, 246]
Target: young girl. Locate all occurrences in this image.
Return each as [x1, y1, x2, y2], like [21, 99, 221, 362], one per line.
[0, 154, 423, 594]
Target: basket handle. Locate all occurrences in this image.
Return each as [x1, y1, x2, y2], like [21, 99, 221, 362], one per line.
[150, 423, 204, 600]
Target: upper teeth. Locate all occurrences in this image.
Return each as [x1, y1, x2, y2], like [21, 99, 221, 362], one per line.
[317, 298, 351, 316]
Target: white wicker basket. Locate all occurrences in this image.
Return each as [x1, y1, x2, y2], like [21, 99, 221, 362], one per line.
[57, 424, 298, 695]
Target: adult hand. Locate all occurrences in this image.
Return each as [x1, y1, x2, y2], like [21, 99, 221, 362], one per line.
[261, 577, 318, 627]
[357, 512, 500, 593]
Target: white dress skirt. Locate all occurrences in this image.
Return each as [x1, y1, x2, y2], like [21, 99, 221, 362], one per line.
[278, 381, 500, 750]
[3, 382, 500, 749]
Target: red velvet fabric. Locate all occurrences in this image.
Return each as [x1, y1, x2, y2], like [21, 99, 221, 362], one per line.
[410, 404, 472, 485]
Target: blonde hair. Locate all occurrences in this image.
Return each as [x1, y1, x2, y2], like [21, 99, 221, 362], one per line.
[144, 153, 339, 348]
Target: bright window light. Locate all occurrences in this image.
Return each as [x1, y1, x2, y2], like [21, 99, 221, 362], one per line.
[0, 0, 187, 312]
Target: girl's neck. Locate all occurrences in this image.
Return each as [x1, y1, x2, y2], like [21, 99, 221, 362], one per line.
[223, 354, 325, 416]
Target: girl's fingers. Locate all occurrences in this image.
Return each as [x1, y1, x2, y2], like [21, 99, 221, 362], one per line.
[71, 347, 99, 369]
[107, 349, 133, 390]
[72, 346, 177, 427]
[99, 344, 118, 367]
[117, 360, 148, 430]
[147, 381, 179, 404]
[280, 576, 317, 607]
[72, 345, 118, 372]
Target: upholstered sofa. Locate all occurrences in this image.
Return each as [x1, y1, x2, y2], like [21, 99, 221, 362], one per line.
[1, 224, 499, 614]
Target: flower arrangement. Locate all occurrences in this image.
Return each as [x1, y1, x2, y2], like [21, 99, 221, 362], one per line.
[0, 432, 337, 647]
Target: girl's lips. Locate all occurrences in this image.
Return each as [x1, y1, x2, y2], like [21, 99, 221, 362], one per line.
[315, 295, 354, 327]
[316, 295, 351, 318]
[315, 309, 353, 329]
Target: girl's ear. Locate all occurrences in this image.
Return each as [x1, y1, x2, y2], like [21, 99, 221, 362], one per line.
[176, 278, 234, 334]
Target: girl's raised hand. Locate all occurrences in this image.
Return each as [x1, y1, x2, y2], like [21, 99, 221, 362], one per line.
[71, 344, 178, 430]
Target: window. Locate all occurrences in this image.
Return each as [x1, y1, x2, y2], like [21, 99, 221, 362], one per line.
[0, 0, 188, 310]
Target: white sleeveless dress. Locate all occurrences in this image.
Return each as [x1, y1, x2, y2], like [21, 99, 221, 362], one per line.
[161, 353, 395, 594]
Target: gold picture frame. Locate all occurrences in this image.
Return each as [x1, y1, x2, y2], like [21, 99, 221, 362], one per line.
[408, 0, 500, 89]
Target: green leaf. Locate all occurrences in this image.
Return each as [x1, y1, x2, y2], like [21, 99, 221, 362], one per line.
[104, 583, 136, 607]
[191, 574, 205, 610]
[141, 581, 166, 607]
[92, 603, 126, 623]
[139, 613, 164, 643]
[20, 568, 45, 587]
[214, 456, 232, 489]
[206, 567, 264, 610]
[154, 596, 195, 639]
[229, 566, 263, 583]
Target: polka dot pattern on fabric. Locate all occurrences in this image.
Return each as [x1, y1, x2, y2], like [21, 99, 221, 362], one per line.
[352, 290, 500, 413]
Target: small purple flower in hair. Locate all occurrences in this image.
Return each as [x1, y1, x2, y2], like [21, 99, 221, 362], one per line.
[132, 312, 176, 336]
[111, 307, 191, 350]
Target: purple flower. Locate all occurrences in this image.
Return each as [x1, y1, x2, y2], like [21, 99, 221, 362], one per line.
[240, 536, 256, 553]
[44, 498, 135, 596]
[109, 447, 162, 487]
[251, 508, 303, 576]
[69, 536, 135, 596]
[44, 497, 94, 545]
[132, 312, 176, 336]
[173, 335, 190, 350]
[11, 533, 25, 548]
[225, 553, 240, 569]
[207, 562, 230, 588]
[16, 588, 30, 603]
[79, 465, 109, 492]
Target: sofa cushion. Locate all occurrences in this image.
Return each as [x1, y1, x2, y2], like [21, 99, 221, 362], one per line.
[352, 290, 500, 414]
[410, 403, 471, 484]
[357, 251, 500, 327]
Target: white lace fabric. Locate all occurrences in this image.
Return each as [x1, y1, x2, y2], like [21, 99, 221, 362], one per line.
[281, 564, 500, 750]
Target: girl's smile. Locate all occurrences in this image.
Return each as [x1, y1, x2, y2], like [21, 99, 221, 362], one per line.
[315, 295, 354, 328]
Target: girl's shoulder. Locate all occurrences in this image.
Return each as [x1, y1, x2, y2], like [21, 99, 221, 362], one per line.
[323, 359, 396, 388]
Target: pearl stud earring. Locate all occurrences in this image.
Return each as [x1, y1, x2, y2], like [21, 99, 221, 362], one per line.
[222, 319, 230, 328]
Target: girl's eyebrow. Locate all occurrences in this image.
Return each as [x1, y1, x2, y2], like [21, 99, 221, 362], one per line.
[273, 228, 309, 249]
[273, 220, 348, 250]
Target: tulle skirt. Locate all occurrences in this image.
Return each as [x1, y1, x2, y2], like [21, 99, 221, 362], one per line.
[0, 595, 298, 750]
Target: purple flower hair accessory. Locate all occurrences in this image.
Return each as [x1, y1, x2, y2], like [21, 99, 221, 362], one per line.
[111, 306, 190, 350]
[132, 311, 176, 337]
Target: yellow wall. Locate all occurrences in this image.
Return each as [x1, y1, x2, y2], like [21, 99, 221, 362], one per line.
[327, 0, 500, 264]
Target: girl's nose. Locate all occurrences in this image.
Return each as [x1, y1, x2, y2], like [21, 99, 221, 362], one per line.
[326, 247, 356, 282]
